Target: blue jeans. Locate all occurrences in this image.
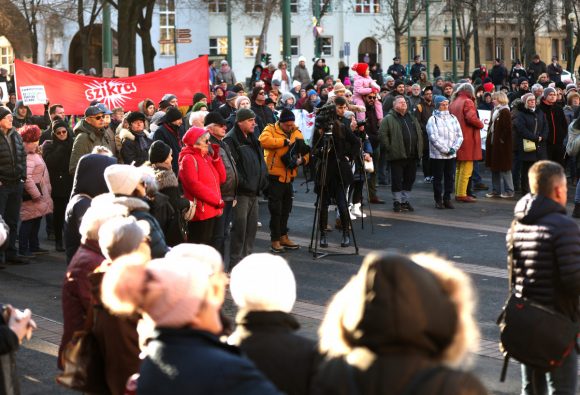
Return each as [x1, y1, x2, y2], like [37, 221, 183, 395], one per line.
[0, 182, 23, 261]
[574, 179, 580, 204]
[19, 217, 41, 254]
[521, 349, 578, 395]
[211, 200, 234, 258]
[491, 170, 514, 194]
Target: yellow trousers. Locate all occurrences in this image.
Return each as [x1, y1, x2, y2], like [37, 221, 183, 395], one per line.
[455, 160, 473, 197]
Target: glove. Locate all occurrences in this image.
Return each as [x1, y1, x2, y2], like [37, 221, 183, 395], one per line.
[448, 148, 456, 156]
[210, 143, 220, 160]
[217, 199, 225, 209]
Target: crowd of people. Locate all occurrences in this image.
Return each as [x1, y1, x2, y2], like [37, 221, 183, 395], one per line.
[0, 53, 579, 394]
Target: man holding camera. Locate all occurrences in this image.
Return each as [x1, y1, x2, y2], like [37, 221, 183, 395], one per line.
[259, 109, 309, 253]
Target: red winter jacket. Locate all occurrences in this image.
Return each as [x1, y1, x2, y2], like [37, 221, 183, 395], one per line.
[178, 128, 226, 222]
[449, 91, 484, 161]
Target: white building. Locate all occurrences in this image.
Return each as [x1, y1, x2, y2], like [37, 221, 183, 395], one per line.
[1, 0, 395, 80]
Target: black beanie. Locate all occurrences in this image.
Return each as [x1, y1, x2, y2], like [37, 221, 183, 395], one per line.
[193, 92, 207, 104]
[204, 111, 227, 126]
[126, 111, 146, 124]
[149, 140, 172, 164]
[51, 119, 69, 132]
[0, 106, 11, 121]
[160, 106, 183, 124]
[236, 108, 256, 123]
[279, 108, 295, 123]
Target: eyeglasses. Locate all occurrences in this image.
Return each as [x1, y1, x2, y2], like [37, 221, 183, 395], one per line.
[55, 130, 67, 135]
[367, 96, 377, 100]
[90, 115, 104, 120]
[258, 91, 265, 95]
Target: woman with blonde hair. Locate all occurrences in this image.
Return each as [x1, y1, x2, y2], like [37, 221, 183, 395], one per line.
[485, 91, 514, 198]
[313, 252, 487, 394]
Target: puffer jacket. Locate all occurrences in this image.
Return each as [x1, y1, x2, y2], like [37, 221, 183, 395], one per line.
[178, 128, 226, 221]
[0, 127, 26, 185]
[312, 253, 487, 395]
[69, 119, 117, 174]
[259, 123, 309, 183]
[513, 105, 548, 162]
[21, 148, 53, 221]
[449, 91, 484, 161]
[209, 134, 238, 201]
[224, 125, 268, 197]
[508, 194, 580, 321]
[565, 119, 580, 157]
[426, 110, 463, 160]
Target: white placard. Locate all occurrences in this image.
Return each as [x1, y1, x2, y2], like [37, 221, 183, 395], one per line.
[478, 109, 491, 150]
[293, 109, 316, 145]
[20, 85, 47, 105]
[0, 82, 7, 103]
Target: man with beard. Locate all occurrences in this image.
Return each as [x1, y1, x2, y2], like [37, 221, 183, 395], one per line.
[363, 92, 384, 204]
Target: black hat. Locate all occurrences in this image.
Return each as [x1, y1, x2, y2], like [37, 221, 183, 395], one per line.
[126, 111, 146, 124]
[231, 85, 244, 93]
[159, 106, 183, 124]
[279, 108, 295, 123]
[236, 108, 256, 123]
[517, 77, 528, 85]
[204, 111, 227, 126]
[51, 118, 68, 132]
[193, 92, 207, 104]
[393, 56, 400, 61]
[148, 140, 172, 164]
[0, 106, 11, 121]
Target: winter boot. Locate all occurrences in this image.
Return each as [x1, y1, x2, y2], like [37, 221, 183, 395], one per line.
[341, 230, 350, 247]
[270, 241, 285, 253]
[280, 235, 299, 250]
[320, 231, 328, 248]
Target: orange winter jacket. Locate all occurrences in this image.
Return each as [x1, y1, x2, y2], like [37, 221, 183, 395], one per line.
[259, 122, 309, 183]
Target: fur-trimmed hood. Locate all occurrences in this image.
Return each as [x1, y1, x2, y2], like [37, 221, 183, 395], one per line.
[92, 193, 151, 213]
[318, 252, 479, 367]
[153, 167, 179, 190]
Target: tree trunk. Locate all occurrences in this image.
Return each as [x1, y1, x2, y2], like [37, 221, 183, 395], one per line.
[394, 27, 402, 59]
[463, 40, 471, 77]
[137, 0, 156, 73]
[254, 0, 278, 64]
[117, 0, 139, 75]
[472, 4, 480, 67]
[521, 0, 536, 65]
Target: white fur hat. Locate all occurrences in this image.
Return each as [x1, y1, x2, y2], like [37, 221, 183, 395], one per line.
[230, 253, 296, 313]
[104, 164, 143, 195]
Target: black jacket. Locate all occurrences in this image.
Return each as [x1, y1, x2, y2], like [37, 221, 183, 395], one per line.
[138, 328, 281, 395]
[64, 154, 118, 264]
[509, 194, 580, 320]
[0, 306, 20, 395]
[224, 126, 268, 197]
[489, 64, 508, 85]
[387, 63, 406, 79]
[513, 105, 548, 162]
[0, 128, 26, 185]
[210, 135, 238, 201]
[527, 60, 547, 83]
[42, 134, 74, 198]
[120, 131, 152, 167]
[410, 63, 426, 82]
[538, 101, 568, 147]
[229, 311, 318, 395]
[152, 123, 182, 175]
[251, 102, 276, 135]
[151, 166, 189, 246]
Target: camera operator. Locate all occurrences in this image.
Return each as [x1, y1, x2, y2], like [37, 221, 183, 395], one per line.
[312, 97, 361, 248]
[259, 109, 310, 253]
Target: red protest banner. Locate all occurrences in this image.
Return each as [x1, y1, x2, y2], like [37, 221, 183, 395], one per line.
[14, 55, 210, 115]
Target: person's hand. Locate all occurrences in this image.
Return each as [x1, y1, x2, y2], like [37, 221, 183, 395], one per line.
[448, 148, 456, 156]
[8, 307, 36, 343]
[364, 153, 372, 162]
[217, 199, 225, 209]
[296, 156, 303, 166]
[538, 136, 543, 142]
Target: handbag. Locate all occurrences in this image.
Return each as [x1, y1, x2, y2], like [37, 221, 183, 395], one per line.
[56, 301, 107, 392]
[522, 118, 538, 153]
[496, 220, 579, 382]
[364, 159, 374, 173]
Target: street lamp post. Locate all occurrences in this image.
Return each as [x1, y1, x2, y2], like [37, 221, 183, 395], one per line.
[451, 7, 457, 81]
[407, 0, 411, 79]
[569, 12, 577, 73]
[426, 0, 430, 80]
[227, 0, 232, 65]
[282, 0, 292, 67]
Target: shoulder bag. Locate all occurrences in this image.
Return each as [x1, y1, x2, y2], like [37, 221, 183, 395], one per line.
[522, 118, 538, 152]
[56, 300, 107, 392]
[496, 220, 579, 382]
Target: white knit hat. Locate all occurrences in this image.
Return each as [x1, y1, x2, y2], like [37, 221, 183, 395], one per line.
[104, 164, 143, 195]
[230, 253, 296, 313]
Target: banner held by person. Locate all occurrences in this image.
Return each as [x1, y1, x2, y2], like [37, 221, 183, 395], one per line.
[14, 56, 210, 115]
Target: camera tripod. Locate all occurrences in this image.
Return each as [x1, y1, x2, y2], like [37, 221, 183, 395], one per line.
[308, 131, 359, 259]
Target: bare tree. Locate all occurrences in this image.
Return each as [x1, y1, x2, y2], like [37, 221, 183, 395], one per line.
[376, 0, 425, 57]
[251, 0, 280, 65]
[19, 0, 42, 64]
[77, 0, 102, 72]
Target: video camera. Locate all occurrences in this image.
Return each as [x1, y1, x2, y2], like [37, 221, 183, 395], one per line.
[314, 104, 337, 134]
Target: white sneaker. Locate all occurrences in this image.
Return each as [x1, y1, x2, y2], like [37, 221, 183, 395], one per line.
[352, 203, 367, 218]
[257, 221, 262, 228]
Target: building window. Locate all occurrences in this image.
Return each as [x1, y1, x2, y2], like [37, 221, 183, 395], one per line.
[290, 0, 299, 12]
[209, 37, 228, 56]
[510, 38, 518, 60]
[244, 37, 260, 58]
[159, 0, 175, 56]
[443, 38, 451, 61]
[485, 38, 493, 60]
[456, 39, 464, 61]
[208, 0, 227, 13]
[420, 38, 428, 61]
[0, 37, 14, 75]
[551, 39, 559, 61]
[244, 0, 263, 13]
[495, 38, 504, 61]
[321, 36, 333, 56]
[409, 37, 417, 59]
[279, 36, 299, 56]
[355, 0, 380, 14]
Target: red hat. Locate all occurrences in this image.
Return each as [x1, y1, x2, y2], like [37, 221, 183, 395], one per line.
[352, 63, 369, 76]
[483, 82, 494, 93]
